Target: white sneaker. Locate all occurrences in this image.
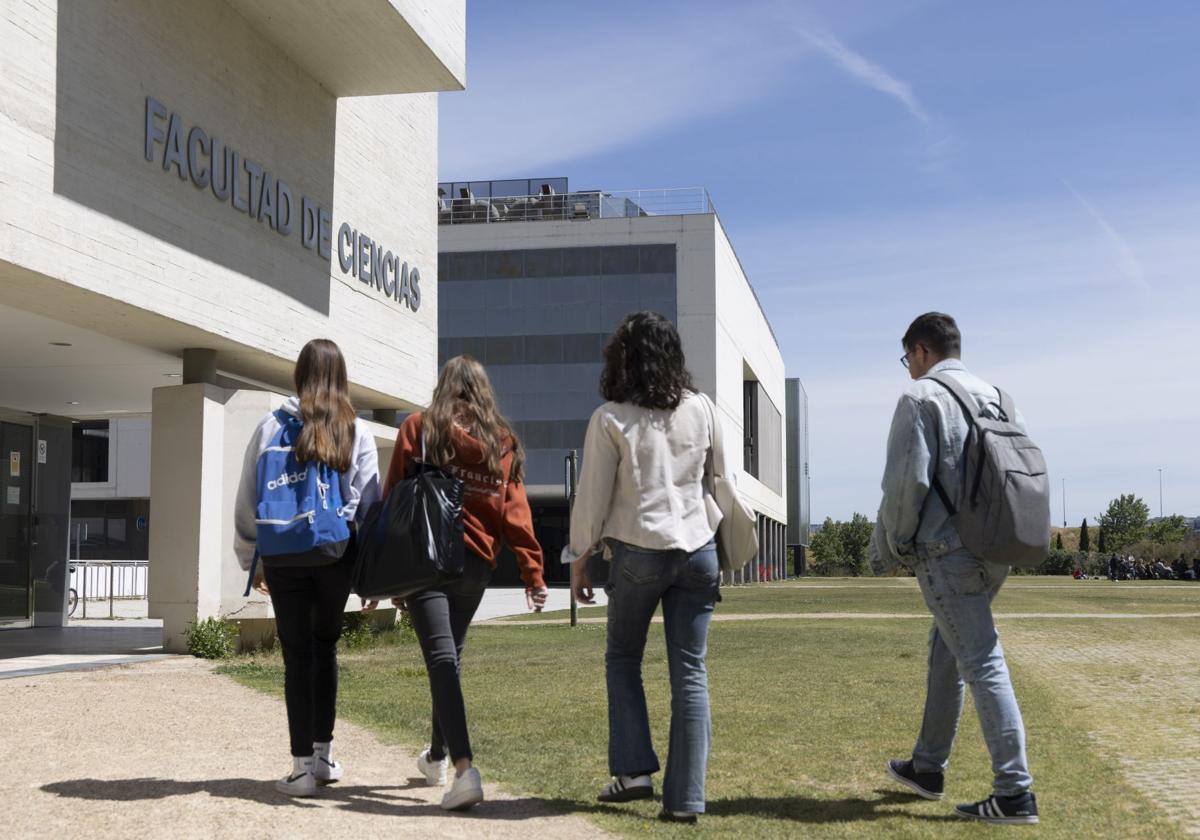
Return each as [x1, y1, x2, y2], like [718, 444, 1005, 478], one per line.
[417, 747, 449, 787]
[276, 757, 318, 797]
[441, 766, 484, 811]
[312, 755, 343, 784]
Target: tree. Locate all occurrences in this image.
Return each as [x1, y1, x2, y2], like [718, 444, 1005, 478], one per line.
[1097, 494, 1150, 551]
[1149, 514, 1189, 545]
[1079, 518, 1090, 553]
[841, 513, 873, 575]
[809, 514, 874, 576]
[1055, 532, 1064, 551]
[808, 517, 843, 576]
[1098, 526, 1107, 553]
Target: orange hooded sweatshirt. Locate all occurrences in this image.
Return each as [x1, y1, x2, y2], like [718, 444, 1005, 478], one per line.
[383, 413, 545, 590]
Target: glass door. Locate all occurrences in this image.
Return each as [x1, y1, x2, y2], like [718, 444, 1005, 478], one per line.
[0, 420, 34, 628]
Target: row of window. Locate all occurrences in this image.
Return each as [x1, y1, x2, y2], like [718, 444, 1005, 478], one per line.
[438, 244, 676, 282]
[439, 333, 610, 367]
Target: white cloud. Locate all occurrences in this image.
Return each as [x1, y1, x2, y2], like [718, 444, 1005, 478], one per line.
[1060, 179, 1151, 295]
[788, 22, 930, 125]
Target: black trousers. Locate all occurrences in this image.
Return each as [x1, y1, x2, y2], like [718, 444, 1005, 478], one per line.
[405, 552, 492, 763]
[264, 556, 355, 757]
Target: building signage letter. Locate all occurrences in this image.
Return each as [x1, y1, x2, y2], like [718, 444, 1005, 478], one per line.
[142, 95, 421, 309]
[186, 126, 210, 188]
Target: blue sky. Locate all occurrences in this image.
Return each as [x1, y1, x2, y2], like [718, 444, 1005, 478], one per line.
[440, 0, 1200, 524]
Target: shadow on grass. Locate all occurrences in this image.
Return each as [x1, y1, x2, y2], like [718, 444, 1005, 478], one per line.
[40, 777, 557, 820]
[705, 790, 960, 824]
[535, 790, 959, 825]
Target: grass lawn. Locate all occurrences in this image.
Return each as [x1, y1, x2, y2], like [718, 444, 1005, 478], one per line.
[220, 578, 1198, 838]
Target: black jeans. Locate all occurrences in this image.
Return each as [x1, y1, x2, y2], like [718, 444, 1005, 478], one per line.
[405, 552, 492, 763]
[264, 556, 354, 756]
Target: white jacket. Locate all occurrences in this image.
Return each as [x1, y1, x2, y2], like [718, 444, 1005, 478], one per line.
[233, 396, 381, 570]
[566, 391, 719, 561]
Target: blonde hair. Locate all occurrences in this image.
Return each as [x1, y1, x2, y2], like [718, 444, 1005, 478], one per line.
[425, 356, 523, 482]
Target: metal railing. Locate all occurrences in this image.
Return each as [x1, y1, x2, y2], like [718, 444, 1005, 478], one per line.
[70, 560, 149, 619]
[438, 187, 713, 225]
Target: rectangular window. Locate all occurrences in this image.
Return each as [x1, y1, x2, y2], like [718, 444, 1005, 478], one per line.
[562, 247, 601, 276]
[71, 421, 110, 484]
[524, 249, 563, 278]
[743, 382, 759, 478]
[601, 246, 639, 275]
[486, 251, 524, 280]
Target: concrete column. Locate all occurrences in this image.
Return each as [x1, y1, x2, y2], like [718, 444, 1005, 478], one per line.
[182, 348, 218, 385]
[148, 384, 229, 652]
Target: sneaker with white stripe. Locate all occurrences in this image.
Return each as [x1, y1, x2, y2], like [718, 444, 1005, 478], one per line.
[955, 791, 1039, 824]
[597, 774, 654, 803]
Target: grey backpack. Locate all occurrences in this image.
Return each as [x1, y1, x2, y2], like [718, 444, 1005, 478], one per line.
[925, 375, 1051, 568]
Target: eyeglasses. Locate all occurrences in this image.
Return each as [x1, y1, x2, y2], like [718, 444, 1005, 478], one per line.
[900, 354, 910, 370]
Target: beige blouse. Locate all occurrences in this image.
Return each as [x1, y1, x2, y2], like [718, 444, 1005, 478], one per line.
[565, 391, 722, 562]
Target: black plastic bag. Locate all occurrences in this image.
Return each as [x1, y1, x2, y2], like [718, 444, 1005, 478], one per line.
[352, 462, 465, 601]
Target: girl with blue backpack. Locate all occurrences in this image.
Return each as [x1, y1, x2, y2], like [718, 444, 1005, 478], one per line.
[234, 338, 380, 797]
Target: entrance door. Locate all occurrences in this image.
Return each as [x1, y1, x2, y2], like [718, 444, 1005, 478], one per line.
[0, 421, 34, 627]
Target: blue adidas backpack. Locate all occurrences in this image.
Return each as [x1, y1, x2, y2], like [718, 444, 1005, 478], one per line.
[244, 409, 351, 594]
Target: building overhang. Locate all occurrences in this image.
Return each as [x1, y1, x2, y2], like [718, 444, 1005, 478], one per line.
[225, 0, 466, 96]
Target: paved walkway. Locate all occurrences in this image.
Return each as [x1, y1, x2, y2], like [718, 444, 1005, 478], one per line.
[0, 657, 606, 840]
[0, 624, 167, 679]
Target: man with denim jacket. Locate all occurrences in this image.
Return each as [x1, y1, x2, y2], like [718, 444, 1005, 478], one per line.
[872, 312, 1039, 825]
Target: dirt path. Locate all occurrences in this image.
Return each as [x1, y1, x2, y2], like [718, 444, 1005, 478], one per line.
[0, 658, 608, 840]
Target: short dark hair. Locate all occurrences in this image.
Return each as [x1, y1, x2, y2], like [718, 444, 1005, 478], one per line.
[600, 311, 694, 410]
[902, 312, 961, 357]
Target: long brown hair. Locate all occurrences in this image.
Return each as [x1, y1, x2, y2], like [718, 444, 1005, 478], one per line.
[425, 355, 523, 482]
[293, 339, 356, 472]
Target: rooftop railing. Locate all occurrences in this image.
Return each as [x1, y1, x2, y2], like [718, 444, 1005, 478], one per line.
[437, 187, 713, 225]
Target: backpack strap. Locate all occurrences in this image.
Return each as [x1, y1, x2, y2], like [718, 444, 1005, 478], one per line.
[924, 374, 979, 427]
[995, 387, 1015, 423]
[923, 374, 978, 517]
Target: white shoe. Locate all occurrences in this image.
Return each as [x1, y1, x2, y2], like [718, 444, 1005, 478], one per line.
[312, 754, 343, 784]
[417, 747, 448, 787]
[441, 766, 484, 811]
[276, 757, 318, 797]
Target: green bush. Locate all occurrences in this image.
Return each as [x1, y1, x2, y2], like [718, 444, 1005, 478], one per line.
[1037, 549, 1076, 576]
[340, 611, 374, 650]
[184, 616, 239, 659]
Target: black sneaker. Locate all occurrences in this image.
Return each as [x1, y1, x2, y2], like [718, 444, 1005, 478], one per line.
[955, 791, 1039, 825]
[598, 774, 653, 803]
[886, 759, 944, 800]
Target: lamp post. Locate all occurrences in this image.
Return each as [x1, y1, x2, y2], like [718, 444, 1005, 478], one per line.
[1158, 468, 1163, 519]
[1062, 477, 1067, 528]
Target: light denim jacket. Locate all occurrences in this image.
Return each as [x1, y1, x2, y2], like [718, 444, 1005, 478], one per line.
[869, 359, 1026, 574]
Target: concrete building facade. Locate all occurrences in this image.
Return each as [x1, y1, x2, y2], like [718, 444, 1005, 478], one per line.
[0, 1, 465, 648]
[437, 181, 790, 584]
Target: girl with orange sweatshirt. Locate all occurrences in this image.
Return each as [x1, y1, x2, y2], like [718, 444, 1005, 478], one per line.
[380, 355, 547, 810]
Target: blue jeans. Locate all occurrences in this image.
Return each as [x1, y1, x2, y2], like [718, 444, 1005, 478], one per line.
[911, 550, 1033, 796]
[605, 538, 719, 814]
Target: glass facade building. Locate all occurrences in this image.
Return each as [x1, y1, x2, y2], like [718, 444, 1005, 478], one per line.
[438, 244, 678, 486]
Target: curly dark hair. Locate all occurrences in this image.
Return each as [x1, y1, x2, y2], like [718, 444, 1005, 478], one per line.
[600, 311, 694, 410]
